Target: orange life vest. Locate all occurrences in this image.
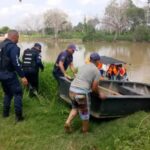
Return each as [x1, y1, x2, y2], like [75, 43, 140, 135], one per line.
[113, 66, 118, 75]
[119, 67, 126, 76]
[97, 63, 103, 70]
[107, 66, 113, 75]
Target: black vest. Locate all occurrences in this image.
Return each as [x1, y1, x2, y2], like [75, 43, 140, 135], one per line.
[22, 49, 38, 73]
[0, 40, 12, 71]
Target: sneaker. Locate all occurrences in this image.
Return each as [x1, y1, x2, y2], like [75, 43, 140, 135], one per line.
[64, 123, 72, 133]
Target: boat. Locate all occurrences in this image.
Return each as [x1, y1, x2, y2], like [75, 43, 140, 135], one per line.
[59, 77, 150, 119]
[99, 56, 129, 81]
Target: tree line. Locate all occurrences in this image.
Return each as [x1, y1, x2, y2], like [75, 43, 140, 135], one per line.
[1, 0, 150, 42]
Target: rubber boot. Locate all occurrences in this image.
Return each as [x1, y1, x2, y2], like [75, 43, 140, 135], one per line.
[82, 120, 89, 133]
[64, 123, 72, 133]
[3, 107, 10, 118]
[15, 112, 24, 122]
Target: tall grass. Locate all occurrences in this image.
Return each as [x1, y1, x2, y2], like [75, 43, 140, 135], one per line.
[0, 63, 150, 150]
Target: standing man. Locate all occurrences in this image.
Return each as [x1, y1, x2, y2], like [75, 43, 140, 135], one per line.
[22, 43, 44, 97]
[0, 30, 28, 121]
[53, 44, 77, 83]
[64, 52, 105, 133]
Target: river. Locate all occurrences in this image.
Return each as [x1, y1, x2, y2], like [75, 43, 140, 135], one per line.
[18, 39, 150, 84]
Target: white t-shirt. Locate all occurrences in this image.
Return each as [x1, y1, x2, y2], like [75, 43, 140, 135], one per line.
[71, 63, 100, 91]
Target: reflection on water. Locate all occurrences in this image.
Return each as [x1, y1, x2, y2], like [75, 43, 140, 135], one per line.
[18, 39, 150, 83]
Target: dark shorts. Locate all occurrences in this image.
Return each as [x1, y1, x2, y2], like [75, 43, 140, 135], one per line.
[69, 91, 90, 120]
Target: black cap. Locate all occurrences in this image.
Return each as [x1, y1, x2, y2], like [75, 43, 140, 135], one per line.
[34, 43, 42, 50]
[90, 52, 101, 61]
[67, 44, 77, 51]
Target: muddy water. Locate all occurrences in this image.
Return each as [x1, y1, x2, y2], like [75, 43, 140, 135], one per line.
[19, 39, 150, 83]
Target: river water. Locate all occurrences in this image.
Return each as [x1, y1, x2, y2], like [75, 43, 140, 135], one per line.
[19, 39, 150, 84]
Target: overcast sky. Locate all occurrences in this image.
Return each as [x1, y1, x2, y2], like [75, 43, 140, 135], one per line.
[0, 0, 147, 28]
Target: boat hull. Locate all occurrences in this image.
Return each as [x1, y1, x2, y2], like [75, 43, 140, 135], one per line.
[59, 77, 150, 118]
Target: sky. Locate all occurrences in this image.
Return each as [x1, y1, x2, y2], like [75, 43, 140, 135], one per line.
[0, 0, 148, 28]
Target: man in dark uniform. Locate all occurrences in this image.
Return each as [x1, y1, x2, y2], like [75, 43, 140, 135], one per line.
[0, 30, 28, 121]
[53, 44, 77, 83]
[22, 43, 44, 97]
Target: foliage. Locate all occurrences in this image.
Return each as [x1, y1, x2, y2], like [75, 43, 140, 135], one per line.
[82, 31, 133, 42]
[133, 25, 150, 42]
[43, 9, 71, 39]
[0, 26, 10, 34]
[58, 31, 84, 39]
[102, 0, 129, 35]
[126, 6, 145, 30]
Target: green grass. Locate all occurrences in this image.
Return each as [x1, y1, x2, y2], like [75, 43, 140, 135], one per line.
[0, 64, 150, 150]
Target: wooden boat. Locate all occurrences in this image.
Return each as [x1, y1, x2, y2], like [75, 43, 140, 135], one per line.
[59, 77, 150, 118]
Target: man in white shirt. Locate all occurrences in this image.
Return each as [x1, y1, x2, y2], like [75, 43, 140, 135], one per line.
[64, 52, 105, 133]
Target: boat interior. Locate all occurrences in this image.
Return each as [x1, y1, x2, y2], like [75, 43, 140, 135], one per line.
[99, 80, 150, 96]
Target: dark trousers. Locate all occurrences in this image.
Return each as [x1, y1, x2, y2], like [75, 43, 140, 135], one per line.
[1, 74, 23, 117]
[24, 72, 39, 96]
[52, 71, 64, 85]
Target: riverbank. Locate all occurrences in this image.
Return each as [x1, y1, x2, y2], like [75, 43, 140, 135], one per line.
[0, 63, 150, 150]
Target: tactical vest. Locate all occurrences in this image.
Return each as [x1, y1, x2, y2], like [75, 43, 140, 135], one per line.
[22, 49, 37, 72]
[0, 40, 12, 71]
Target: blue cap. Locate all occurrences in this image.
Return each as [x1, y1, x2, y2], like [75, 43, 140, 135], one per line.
[67, 44, 77, 51]
[90, 52, 101, 61]
[34, 43, 42, 50]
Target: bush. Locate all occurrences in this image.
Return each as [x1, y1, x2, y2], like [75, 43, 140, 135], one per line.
[59, 31, 84, 39]
[133, 25, 150, 42]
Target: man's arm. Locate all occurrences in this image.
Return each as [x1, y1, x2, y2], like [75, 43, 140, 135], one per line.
[10, 45, 28, 85]
[69, 62, 76, 76]
[91, 80, 99, 93]
[91, 80, 106, 100]
[36, 53, 44, 71]
[59, 61, 71, 79]
[10, 45, 25, 78]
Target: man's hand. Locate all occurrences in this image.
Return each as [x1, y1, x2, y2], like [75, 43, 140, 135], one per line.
[21, 77, 28, 86]
[74, 73, 77, 78]
[99, 91, 106, 100]
[64, 73, 72, 80]
[41, 66, 44, 72]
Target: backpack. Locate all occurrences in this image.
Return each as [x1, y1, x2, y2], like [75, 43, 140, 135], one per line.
[0, 40, 14, 80]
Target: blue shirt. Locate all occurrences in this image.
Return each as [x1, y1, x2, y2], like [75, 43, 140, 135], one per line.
[53, 50, 73, 76]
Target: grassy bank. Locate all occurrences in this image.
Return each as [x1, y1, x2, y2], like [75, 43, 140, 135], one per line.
[0, 64, 150, 150]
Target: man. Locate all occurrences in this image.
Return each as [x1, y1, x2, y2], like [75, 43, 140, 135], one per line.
[22, 43, 44, 97]
[53, 44, 77, 83]
[64, 52, 105, 133]
[0, 30, 28, 121]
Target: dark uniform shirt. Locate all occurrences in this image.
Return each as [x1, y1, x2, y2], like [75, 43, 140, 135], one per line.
[53, 50, 73, 76]
[22, 47, 44, 73]
[0, 39, 25, 78]
[32, 47, 44, 72]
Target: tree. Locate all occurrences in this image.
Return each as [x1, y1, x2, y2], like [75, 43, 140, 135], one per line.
[101, 0, 133, 40]
[0, 26, 10, 34]
[18, 14, 44, 35]
[43, 9, 69, 39]
[73, 22, 84, 32]
[133, 25, 150, 41]
[87, 17, 99, 29]
[126, 6, 145, 30]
